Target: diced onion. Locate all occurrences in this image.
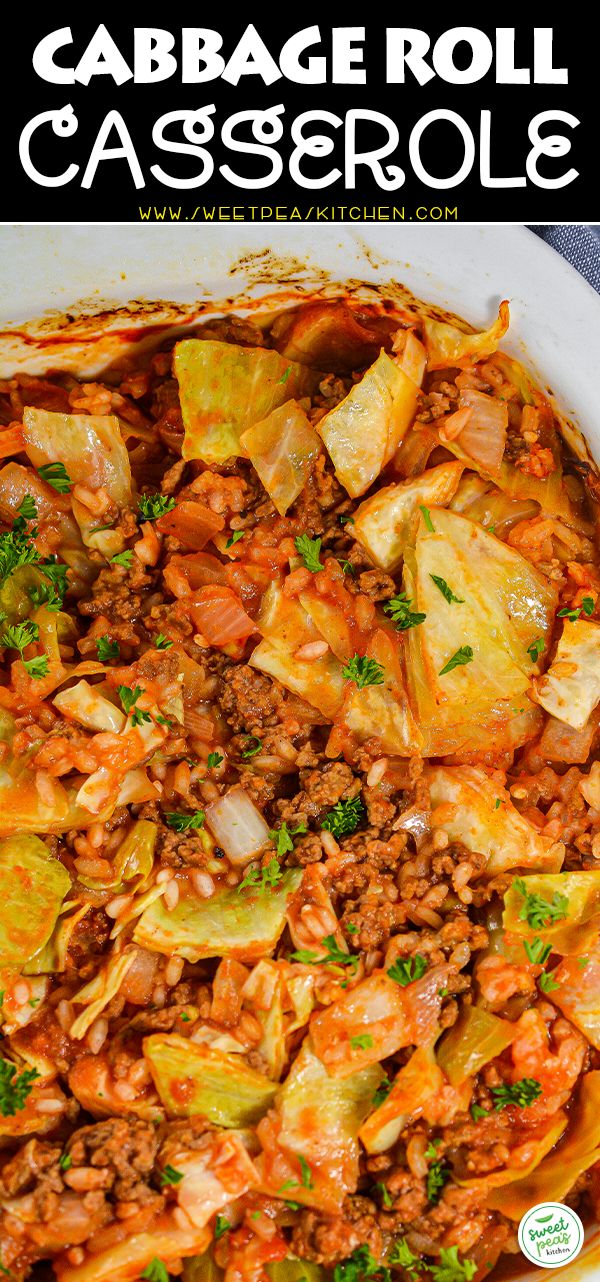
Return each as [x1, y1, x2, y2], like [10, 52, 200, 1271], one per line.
[53, 680, 125, 733]
[205, 786, 269, 866]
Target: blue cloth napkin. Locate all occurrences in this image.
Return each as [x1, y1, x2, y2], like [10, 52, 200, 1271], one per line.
[529, 225, 600, 294]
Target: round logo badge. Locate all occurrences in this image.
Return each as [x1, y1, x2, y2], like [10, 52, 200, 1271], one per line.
[518, 1202, 584, 1269]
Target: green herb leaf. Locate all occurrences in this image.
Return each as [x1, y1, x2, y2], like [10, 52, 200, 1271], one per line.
[0, 1058, 40, 1117]
[23, 655, 49, 680]
[0, 526, 41, 588]
[350, 1034, 373, 1051]
[342, 654, 385, 689]
[333, 1245, 390, 1282]
[226, 530, 245, 548]
[490, 1078, 543, 1110]
[111, 550, 133, 567]
[117, 684, 152, 727]
[138, 493, 176, 522]
[513, 878, 569, 930]
[165, 811, 205, 833]
[154, 633, 173, 650]
[58, 1153, 72, 1171]
[372, 1076, 392, 1109]
[373, 1180, 392, 1208]
[159, 1164, 184, 1187]
[214, 1215, 230, 1240]
[298, 1154, 313, 1189]
[387, 954, 428, 987]
[29, 579, 62, 611]
[207, 751, 224, 769]
[238, 858, 284, 895]
[279, 366, 292, 384]
[389, 1238, 420, 1276]
[338, 514, 355, 525]
[96, 636, 120, 662]
[241, 735, 262, 759]
[290, 934, 359, 973]
[17, 495, 38, 521]
[470, 1103, 489, 1121]
[294, 533, 323, 574]
[321, 795, 364, 839]
[527, 637, 545, 663]
[420, 505, 435, 532]
[428, 1245, 477, 1282]
[538, 970, 561, 993]
[383, 593, 426, 631]
[268, 820, 307, 858]
[37, 461, 71, 494]
[429, 575, 464, 605]
[141, 1258, 170, 1282]
[582, 596, 595, 616]
[439, 645, 474, 676]
[0, 619, 39, 657]
[426, 1159, 450, 1205]
[523, 937, 552, 966]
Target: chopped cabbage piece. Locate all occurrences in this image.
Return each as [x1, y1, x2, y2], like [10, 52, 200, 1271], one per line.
[458, 1113, 567, 1192]
[310, 967, 448, 1079]
[134, 869, 303, 963]
[316, 351, 418, 497]
[359, 1046, 443, 1155]
[436, 1004, 517, 1086]
[53, 678, 125, 733]
[0, 834, 70, 969]
[427, 766, 564, 875]
[69, 950, 136, 1039]
[338, 627, 423, 756]
[551, 940, 600, 1048]
[486, 1070, 600, 1218]
[453, 389, 508, 477]
[52, 1226, 212, 1282]
[250, 585, 345, 721]
[205, 787, 270, 867]
[257, 1040, 382, 1212]
[404, 507, 557, 754]
[352, 461, 464, 571]
[0, 1080, 71, 1140]
[240, 401, 321, 515]
[24, 901, 90, 975]
[22, 407, 132, 557]
[143, 1034, 277, 1125]
[503, 872, 600, 956]
[422, 301, 509, 370]
[174, 339, 318, 465]
[532, 618, 600, 731]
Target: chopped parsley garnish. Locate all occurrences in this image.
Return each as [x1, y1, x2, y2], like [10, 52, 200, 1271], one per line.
[207, 751, 224, 769]
[490, 1078, 543, 1110]
[333, 1245, 390, 1282]
[342, 654, 385, 689]
[290, 934, 359, 973]
[350, 1034, 373, 1051]
[23, 655, 49, 680]
[96, 636, 120, 662]
[373, 1180, 393, 1208]
[165, 810, 205, 832]
[429, 575, 464, 605]
[470, 1103, 489, 1121]
[241, 735, 262, 759]
[159, 1164, 184, 1187]
[420, 505, 435, 532]
[428, 1246, 477, 1282]
[294, 533, 323, 573]
[58, 1153, 72, 1171]
[154, 633, 173, 650]
[527, 636, 545, 663]
[513, 878, 569, 929]
[425, 1138, 442, 1160]
[439, 645, 473, 676]
[299, 1154, 313, 1189]
[141, 1259, 169, 1282]
[238, 857, 284, 895]
[138, 493, 176, 522]
[37, 461, 72, 493]
[339, 559, 355, 576]
[387, 954, 428, 987]
[372, 1076, 392, 1109]
[339, 514, 355, 525]
[383, 593, 426, 631]
[214, 1215, 230, 1240]
[389, 1238, 420, 1276]
[0, 525, 41, 587]
[523, 937, 552, 966]
[426, 1159, 450, 1205]
[117, 684, 151, 726]
[0, 619, 39, 656]
[577, 956, 590, 968]
[0, 1058, 40, 1117]
[28, 579, 62, 611]
[538, 970, 561, 993]
[279, 366, 292, 384]
[17, 494, 37, 521]
[346, 922, 358, 934]
[111, 550, 133, 567]
[268, 820, 307, 857]
[35, 557, 69, 612]
[322, 795, 364, 838]
[558, 597, 595, 621]
[226, 530, 245, 548]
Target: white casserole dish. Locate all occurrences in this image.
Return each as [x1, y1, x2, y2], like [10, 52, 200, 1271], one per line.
[0, 221, 598, 1281]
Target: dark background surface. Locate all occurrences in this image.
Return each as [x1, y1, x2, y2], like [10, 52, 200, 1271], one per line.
[4, 20, 596, 223]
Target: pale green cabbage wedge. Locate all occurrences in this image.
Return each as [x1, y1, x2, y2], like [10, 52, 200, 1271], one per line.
[143, 1034, 277, 1125]
[0, 834, 70, 969]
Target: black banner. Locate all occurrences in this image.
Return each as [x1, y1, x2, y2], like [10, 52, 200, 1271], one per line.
[4, 21, 595, 223]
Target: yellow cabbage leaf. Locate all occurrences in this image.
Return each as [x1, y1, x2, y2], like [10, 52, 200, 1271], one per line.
[250, 585, 346, 721]
[532, 618, 600, 731]
[436, 1004, 518, 1087]
[427, 766, 564, 875]
[359, 1045, 443, 1155]
[352, 461, 464, 571]
[240, 400, 321, 515]
[317, 351, 418, 497]
[0, 834, 70, 969]
[550, 939, 600, 1048]
[422, 301, 509, 370]
[143, 1034, 277, 1125]
[503, 872, 600, 956]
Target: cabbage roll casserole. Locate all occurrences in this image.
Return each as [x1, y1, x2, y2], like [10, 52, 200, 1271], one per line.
[1, 295, 600, 1282]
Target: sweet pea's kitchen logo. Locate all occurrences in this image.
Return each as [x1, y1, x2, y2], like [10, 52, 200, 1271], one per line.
[518, 1203, 584, 1269]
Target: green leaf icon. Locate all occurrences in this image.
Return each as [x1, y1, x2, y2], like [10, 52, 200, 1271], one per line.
[536, 1214, 554, 1223]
